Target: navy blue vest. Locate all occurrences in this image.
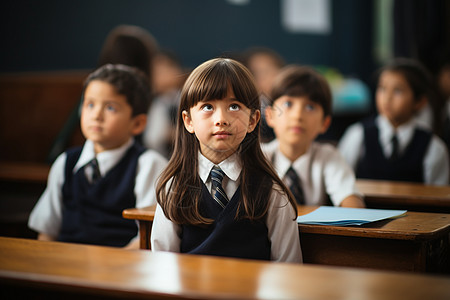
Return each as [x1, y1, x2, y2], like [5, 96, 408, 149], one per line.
[180, 184, 271, 261]
[356, 118, 432, 183]
[59, 142, 145, 247]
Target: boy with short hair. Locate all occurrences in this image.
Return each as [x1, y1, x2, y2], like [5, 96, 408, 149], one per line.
[262, 65, 364, 208]
[28, 64, 168, 248]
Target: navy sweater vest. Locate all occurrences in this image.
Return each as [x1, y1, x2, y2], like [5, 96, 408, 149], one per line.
[180, 184, 271, 261]
[59, 142, 145, 247]
[356, 118, 432, 183]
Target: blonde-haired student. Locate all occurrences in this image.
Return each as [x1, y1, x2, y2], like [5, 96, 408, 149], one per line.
[151, 58, 302, 263]
[339, 58, 449, 185]
[262, 65, 364, 208]
[28, 64, 167, 249]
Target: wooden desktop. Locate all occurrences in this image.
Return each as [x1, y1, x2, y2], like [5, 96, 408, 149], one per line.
[356, 179, 450, 213]
[1, 237, 450, 300]
[123, 205, 450, 274]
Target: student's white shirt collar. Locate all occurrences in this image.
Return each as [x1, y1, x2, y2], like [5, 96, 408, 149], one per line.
[198, 151, 241, 183]
[272, 141, 311, 178]
[73, 138, 134, 176]
[376, 115, 416, 153]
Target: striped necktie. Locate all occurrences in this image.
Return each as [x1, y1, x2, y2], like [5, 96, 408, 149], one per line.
[210, 166, 229, 209]
[285, 166, 305, 205]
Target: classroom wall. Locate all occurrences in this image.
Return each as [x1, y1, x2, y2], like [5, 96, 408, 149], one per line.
[0, 0, 376, 83]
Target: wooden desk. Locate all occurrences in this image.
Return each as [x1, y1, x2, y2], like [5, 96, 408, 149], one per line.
[123, 205, 450, 274]
[1, 237, 450, 300]
[356, 179, 450, 213]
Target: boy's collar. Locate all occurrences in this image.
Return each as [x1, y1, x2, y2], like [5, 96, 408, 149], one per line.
[73, 138, 134, 174]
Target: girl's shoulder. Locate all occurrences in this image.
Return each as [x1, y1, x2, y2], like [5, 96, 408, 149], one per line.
[267, 180, 293, 211]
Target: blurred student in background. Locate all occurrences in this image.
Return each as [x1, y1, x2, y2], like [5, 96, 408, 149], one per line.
[142, 50, 187, 158]
[47, 25, 159, 162]
[29, 64, 167, 248]
[339, 58, 449, 185]
[242, 47, 285, 142]
[262, 65, 364, 207]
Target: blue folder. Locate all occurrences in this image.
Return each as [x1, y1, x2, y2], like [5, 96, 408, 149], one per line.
[297, 206, 407, 226]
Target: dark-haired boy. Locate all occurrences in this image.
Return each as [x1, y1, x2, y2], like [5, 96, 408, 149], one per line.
[29, 64, 167, 248]
[262, 65, 364, 208]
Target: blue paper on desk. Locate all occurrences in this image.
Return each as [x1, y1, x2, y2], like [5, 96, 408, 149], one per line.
[296, 206, 407, 226]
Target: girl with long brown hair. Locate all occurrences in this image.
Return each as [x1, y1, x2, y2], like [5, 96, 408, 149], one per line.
[151, 58, 302, 262]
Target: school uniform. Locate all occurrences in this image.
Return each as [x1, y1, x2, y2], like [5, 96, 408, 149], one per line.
[261, 140, 360, 206]
[28, 138, 168, 246]
[151, 152, 302, 263]
[338, 115, 449, 185]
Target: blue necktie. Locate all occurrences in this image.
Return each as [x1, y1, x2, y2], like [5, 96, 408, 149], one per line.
[210, 166, 229, 209]
[285, 166, 305, 205]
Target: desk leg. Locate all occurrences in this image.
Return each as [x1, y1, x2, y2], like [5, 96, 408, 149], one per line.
[138, 221, 153, 250]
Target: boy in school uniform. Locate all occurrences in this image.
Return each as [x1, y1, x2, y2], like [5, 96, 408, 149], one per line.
[28, 64, 168, 249]
[338, 58, 449, 185]
[262, 65, 365, 208]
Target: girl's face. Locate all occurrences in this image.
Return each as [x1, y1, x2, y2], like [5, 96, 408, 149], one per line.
[81, 80, 146, 153]
[182, 87, 260, 164]
[376, 70, 424, 128]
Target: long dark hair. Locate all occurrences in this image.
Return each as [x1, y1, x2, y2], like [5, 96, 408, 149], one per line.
[156, 58, 297, 225]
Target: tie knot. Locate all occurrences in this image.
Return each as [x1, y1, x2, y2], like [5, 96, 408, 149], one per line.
[285, 166, 299, 182]
[88, 158, 101, 183]
[391, 134, 398, 143]
[210, 166, 229, 209]
[211, 166, 225, 188]
[89, 158, 99, 168]
[390, 134, 399, 161]
[285, 166, 305, 205]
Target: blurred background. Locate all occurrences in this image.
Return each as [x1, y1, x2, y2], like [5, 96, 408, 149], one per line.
[1, 0, 448, 79]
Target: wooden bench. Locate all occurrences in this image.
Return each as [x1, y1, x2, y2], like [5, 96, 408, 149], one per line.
[356, 179, 450, 213]
[123, 205, 450, 274]
[1, 237, 450, 300]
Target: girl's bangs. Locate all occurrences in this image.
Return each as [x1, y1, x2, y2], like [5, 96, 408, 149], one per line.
[197, 70, 231, 103]
[188, 63, 255, 107]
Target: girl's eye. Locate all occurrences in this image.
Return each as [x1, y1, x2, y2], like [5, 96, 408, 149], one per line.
[282, 101, 293, 108]
[229, 104, 240, 111]
[201, 104, 213, 112]
[85, 102, 94, 109]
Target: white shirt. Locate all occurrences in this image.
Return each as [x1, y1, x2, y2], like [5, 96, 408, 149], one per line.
[338, 115, 449, 185]
[28, 138, 168, 239]
[151, 152, 302, 263]
[142, 89, 180, 158]
[262, 140, 360, 206]
[414, 102, 434, 131]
